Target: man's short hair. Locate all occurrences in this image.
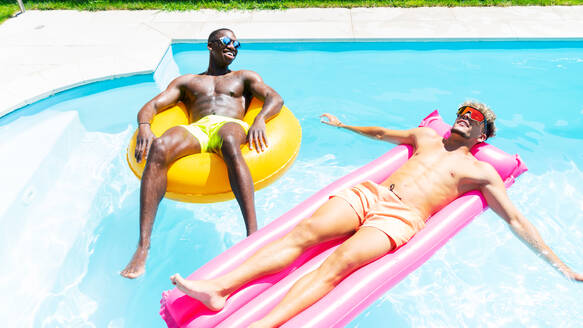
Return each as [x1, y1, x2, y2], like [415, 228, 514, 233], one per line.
[208, 28, 233, 44]
[459, 100, 497, 139]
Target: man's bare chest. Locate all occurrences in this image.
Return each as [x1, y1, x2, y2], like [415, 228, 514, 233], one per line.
[412, 148, 477, 184]
[187, 74, 246, 99]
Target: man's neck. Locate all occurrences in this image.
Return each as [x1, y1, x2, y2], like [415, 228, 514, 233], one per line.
[442, 135, 475, 153]
[205, 62, 231, 76]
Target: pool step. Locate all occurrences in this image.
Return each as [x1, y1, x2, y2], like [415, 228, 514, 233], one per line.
[0, 110, 85, 324]
[154, 46, 181, 92]
[0, 112, 129, 325]
[0, 110, 84, 222]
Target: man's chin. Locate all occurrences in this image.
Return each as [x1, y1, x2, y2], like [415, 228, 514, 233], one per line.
[224, 54, 236, 63]
[450, 127, 470, 139]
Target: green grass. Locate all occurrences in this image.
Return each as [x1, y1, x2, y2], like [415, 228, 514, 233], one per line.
[2, 0, 583, 24]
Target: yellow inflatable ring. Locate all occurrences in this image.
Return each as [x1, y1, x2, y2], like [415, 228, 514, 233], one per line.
[127, 98, 301, 203]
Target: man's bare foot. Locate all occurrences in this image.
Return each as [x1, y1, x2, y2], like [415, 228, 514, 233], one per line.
[120, 247, 148, 279]
[170, 274, 227, 311]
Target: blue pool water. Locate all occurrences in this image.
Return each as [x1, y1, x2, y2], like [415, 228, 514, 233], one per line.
[1, 41, 583, 327]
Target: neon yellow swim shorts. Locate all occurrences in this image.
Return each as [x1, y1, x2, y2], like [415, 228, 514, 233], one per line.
[180, 115, 250, 153]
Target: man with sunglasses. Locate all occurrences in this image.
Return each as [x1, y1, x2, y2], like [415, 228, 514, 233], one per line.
[169, 101, 582, 327]
[122, 28, 284, 279]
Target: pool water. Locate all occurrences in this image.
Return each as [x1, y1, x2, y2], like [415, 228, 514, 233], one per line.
[1, 41, 582, 327]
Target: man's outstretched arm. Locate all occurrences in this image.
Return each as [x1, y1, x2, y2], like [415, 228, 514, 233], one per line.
[244, 71, 284, 152]
[320, 113, 428, 146]
[480, 163, 583, 281]
[134, 76, 185, 162]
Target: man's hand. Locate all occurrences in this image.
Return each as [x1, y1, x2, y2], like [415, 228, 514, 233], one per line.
[248, 118, 268, 152]
[320, 113, 343, 127]
[135, 125, 156, 163]
[563, 270, 583, 282]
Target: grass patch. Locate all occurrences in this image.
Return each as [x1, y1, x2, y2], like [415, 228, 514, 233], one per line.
[1, 3, 17, 23]
[2, 0, 583, 24]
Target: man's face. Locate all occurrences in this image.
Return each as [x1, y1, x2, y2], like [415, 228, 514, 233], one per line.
[451, 107, 486, 140]
[208, 30, 239, 66]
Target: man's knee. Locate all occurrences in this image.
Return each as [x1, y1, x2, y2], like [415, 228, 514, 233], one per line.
[220, 134, 244, 159]
[148, 138, 170, 165]
[320, 247, 359, 284]
[288, 218, 321, 248]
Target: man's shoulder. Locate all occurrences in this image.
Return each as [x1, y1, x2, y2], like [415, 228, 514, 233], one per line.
[232, 69, 259, 75]
[472, 156, 500, 180]
[232, 70, 263, 80]
[416, 126, 439, 135]
[405, 127, 441, 149]
[174, 73, 199, 83]
[414, 126, 441, 141]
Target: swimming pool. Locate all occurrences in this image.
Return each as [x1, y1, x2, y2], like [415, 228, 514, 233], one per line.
[1, 41, 582, 327]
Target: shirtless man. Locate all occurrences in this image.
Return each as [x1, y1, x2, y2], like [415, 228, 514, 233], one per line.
[120, 28, 284, 279]
[169, 101, 582, 326]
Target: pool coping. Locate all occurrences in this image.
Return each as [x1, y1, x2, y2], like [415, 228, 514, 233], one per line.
[1, 7, 583, 117]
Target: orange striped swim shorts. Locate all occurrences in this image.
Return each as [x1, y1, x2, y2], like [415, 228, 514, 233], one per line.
[332, 180, 425, 248]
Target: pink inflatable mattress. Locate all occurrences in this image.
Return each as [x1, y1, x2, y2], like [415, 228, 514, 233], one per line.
[160, 111, 527, 327]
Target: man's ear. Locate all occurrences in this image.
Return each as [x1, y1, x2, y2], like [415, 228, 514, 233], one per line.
[207, 43, 213, 51]
[477, 133, 487, 143]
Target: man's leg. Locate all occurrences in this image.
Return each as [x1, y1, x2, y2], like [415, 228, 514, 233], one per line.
[121, 126, 201, 279]
[217, 122, 257, 235]
[251, 227, 393, 328]
[170, 196, 360, 311]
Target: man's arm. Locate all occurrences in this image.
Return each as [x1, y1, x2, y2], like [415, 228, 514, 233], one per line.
[243, 71, 284, 152]
[134, 76, 185, 162]
[320, 113, 429, 146]
[479, 163, 583, 281]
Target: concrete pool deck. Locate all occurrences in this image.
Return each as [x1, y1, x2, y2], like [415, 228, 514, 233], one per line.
[1, 7, 583, 116]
